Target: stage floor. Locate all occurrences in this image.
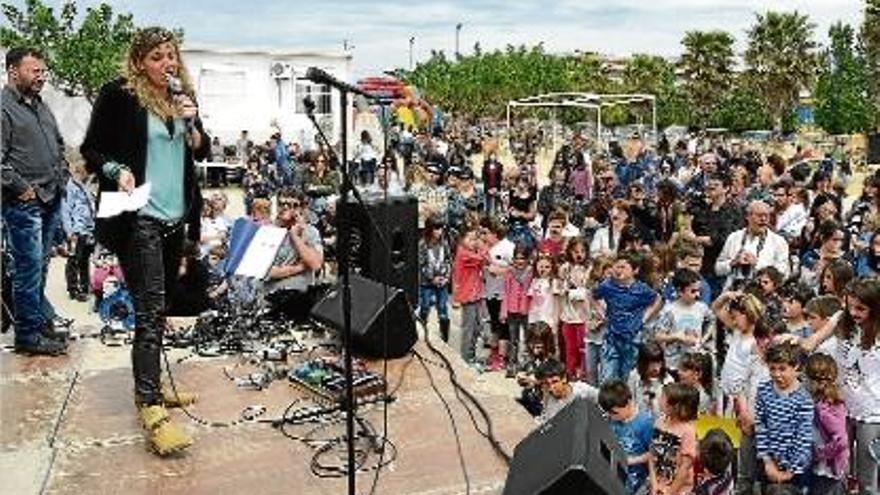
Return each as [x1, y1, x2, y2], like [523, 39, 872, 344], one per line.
[0, 325, 533, 495]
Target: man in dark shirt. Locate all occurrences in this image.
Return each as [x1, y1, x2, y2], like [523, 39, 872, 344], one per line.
[1, 47, 68, 355]
[691, 172, 744, 298]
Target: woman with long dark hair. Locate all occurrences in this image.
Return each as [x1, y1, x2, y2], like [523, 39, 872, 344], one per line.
[81, 27, 210, 455]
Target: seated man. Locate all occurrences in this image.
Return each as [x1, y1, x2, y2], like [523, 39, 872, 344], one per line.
[264, 188, 324, 322]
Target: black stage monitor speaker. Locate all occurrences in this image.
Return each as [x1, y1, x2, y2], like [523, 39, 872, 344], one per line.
[342, 195, 419, 305]
[310, 273, 417, 359]
[869, 133, 880, 165]
[503, 397, 628, 495]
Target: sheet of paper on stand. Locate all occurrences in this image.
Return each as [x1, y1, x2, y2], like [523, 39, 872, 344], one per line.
[234, 225, 288, 278]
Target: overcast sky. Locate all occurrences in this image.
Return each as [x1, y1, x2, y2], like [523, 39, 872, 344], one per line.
[9, 0, 866, 78]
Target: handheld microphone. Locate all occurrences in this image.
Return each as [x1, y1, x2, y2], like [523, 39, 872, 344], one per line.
[166, 73, 184, 96]
[166, 73, 195, 133]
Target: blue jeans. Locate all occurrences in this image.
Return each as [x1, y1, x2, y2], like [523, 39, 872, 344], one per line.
[418, 284, 449, 323]
[600, 335, 638, 384]
[2, 198, 61, 345]
[586, 341, 603, 386]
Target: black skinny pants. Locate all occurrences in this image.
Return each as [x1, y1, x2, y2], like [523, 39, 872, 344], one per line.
[117, 216, 184, 406]
[65, 235, 94, 295]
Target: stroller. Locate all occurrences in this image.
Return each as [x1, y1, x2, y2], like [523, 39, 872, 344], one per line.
[98, 277, 135, 345]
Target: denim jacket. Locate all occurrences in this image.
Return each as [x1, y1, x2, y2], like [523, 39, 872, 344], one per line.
[60, 177, 95, 238]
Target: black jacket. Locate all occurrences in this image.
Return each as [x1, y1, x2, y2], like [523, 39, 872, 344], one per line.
[692, 200, 744, 274]
[80, 78, 208, 252]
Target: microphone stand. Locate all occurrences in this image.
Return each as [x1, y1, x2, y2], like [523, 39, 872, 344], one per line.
[300, 87, 399, 495]
[302, 93, 368, 495]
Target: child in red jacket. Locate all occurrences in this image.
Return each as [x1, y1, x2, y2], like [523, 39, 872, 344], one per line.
[452, 226, 488, 364]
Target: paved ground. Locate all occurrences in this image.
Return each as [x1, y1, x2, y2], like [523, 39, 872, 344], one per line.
[0, 187, 527, 495]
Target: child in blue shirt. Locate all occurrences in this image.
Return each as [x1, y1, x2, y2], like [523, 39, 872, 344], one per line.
[592, 251, 661, 383]
[61, 161, 96, 301]
[755, 341, 814, 492]
[599, 379, 654, 495]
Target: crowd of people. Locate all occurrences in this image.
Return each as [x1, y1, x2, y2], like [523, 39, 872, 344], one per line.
[410, 130, 879, 495]
[3, 27, 880, 494]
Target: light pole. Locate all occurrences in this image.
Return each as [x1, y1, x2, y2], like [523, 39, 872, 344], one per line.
[455, 23, 462, 58]
[409, 36, 415, 70]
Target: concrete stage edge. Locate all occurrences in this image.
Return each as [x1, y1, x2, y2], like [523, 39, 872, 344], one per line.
[1, 328, 533, 495]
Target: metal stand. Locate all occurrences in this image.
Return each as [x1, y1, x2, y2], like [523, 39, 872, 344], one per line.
[301, 90, 383, 495]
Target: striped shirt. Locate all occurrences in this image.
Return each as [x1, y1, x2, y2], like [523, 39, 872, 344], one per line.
[754, 381, 814, 474]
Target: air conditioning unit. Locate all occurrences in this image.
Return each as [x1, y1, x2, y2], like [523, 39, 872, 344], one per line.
[270, 61, 294, 79]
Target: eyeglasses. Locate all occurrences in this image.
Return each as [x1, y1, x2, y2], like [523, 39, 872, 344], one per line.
[278, 200, 302, 209]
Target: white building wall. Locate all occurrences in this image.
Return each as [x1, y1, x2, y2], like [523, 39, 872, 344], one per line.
[2, 46, 353, 154]
[182, 47, 353, 149]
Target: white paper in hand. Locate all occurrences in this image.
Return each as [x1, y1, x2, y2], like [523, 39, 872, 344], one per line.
[97, 183, 152, 218]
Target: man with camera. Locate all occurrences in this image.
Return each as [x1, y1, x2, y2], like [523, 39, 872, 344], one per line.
[714, 200, 790, 291]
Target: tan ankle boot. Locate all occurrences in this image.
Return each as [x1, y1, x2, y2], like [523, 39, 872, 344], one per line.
[138, 404, 193, 456]
[160, 385, 197, 408]
[135, 384, 198, 409]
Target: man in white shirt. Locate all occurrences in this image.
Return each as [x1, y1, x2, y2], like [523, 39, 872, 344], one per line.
[537, 359, 598, 424]
[715, 200, 790, 289]
[772, 178, 807, 241]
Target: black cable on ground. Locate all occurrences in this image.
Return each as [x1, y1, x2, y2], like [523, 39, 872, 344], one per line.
[161, 347, 266, 428]
[413, 310, 513, 465]
[415, 351, 471, 495]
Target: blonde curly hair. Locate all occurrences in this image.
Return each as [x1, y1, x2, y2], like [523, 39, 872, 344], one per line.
[123, 27, 195, 119]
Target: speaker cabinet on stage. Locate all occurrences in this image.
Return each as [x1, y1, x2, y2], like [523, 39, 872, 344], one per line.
[503, 397, 628, 495]
[342, 195, 418, 305]
[869, 133, 880, 165]
[310, 273, 417, 359]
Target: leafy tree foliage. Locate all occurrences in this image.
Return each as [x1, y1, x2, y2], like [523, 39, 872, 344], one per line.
[863, 0, 880, 129]
[680, 30, 736, 128]
[744, 11, 818, 131]
[814, 23, 872, 134]
[1, 0, 180, 103]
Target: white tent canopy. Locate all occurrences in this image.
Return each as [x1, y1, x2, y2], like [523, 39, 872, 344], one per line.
[506, 92, 657, 145]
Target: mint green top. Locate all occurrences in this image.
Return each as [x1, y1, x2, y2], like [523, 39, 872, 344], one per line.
[141, 113, 185, 222]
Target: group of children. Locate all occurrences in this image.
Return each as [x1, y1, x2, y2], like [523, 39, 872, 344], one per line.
[417, 203, 880, 495]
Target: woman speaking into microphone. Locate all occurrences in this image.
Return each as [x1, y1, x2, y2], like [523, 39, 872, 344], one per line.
[81, 27, 209, 456]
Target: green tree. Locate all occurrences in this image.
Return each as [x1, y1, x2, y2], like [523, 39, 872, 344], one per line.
[680, 30, 736, 128]
[814, 22, 872, 134]
[863, 0, 880, 129]
[710, 78, 773, 132]
[402, 43, 611, 120]
[620, 54, 689, 128]
[745, 11, 818, 132]
[0, 0, 173, 103]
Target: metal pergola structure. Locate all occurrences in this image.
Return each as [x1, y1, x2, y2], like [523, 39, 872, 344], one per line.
[506, 92, 657, 146]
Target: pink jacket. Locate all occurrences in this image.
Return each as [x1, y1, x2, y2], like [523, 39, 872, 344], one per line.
[500, 268, 532, 320]
[814, 401, 849, 478]
[91, 265, 124, 293]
